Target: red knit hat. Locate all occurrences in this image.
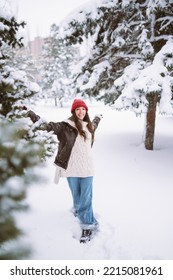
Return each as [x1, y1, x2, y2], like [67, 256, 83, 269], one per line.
[71, 99, 88, 113]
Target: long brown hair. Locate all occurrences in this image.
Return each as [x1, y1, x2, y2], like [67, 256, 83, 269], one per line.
[69, 111, 94, 142]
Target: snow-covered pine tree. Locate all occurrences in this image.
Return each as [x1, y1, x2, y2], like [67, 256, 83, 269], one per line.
[113, 1, 173, 149]
[4, 44, 40, 84]
[60, 0, 147, 100]
[41, 24, 78, 106]
[114, 40, 173, 149]
[0, 2, 51, 259]
[0, 117, 45, 259]
[60, 0, 173, 150]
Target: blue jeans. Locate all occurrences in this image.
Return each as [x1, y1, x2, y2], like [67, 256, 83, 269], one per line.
[67, 176, 98, 230]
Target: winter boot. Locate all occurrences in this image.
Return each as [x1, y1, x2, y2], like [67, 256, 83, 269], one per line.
[80, 229, 92, 243]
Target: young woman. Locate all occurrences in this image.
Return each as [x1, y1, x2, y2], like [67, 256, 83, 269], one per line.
[26, 99, 102, 243]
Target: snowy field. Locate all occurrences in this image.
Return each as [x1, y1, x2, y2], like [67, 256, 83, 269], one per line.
[17, 101, 173, 260]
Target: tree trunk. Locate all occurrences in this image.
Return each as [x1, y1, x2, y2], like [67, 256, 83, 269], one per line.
[54, 97, 57, 107]
[145, 93, 160, 150]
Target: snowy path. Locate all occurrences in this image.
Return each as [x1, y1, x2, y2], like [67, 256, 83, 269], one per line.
[17, 103, 173, 260]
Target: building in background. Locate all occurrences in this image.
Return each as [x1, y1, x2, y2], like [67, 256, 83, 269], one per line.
[28, 36, 45, 60]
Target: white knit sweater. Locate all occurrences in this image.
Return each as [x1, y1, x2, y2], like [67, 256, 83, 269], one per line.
[54, 120, 94, 183]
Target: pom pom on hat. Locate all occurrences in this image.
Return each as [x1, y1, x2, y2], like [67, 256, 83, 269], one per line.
[71, 99, 88, 113]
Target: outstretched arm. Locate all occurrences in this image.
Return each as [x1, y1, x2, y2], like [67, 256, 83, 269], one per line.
[22, 107, 62, 135]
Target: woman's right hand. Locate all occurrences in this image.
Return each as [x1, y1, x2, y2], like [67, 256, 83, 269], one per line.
[27, 110, 40, 123]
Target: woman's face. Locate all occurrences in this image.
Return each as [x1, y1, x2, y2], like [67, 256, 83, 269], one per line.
[75, 107, 87, 120]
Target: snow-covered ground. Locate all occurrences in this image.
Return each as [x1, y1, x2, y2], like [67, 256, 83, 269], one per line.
[17, 101, 173, 260]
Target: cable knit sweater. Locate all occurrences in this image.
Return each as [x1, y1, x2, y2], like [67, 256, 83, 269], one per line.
[54, 119, 94, 182]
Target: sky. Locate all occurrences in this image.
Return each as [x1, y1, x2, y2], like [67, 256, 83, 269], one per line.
[14, 99, 173, 261]
[9, 0, 90, 40]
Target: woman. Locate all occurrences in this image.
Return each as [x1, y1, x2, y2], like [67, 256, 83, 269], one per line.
[26, 99, 102, 243]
